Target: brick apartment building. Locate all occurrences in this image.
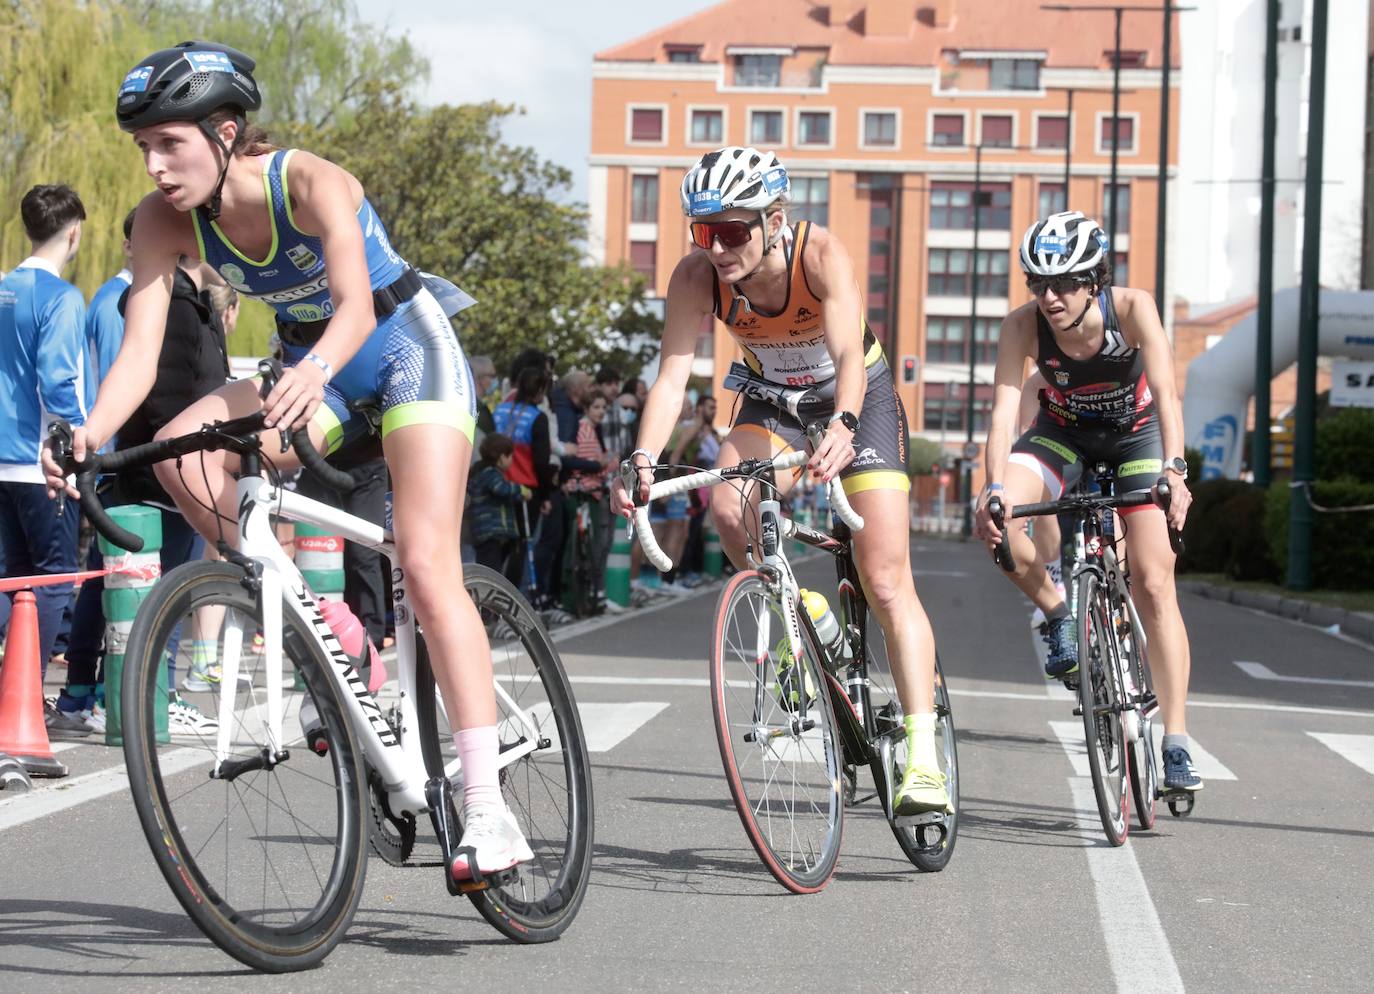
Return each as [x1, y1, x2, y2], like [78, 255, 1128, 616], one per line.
[590, 0, 1178, 446]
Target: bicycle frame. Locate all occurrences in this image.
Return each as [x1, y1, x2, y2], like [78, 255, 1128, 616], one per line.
[216, 463, 546, 819]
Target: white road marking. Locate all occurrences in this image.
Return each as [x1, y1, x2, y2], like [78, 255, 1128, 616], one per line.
[1050, 720, 1092, 776]
[1307, 732, 1374, 777]
[1177, 737, 1236, 781]
[1234, 660, 1374, 690]
[0, 748, 201, 832]
[1068, 778, 1186, 994]
[526, 701, 669, 754]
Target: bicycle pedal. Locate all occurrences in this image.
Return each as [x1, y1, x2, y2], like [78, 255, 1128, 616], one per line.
[893, 810, 946, 828]
[1071, 706, 1084, 717]
[450, 847, 519, 893]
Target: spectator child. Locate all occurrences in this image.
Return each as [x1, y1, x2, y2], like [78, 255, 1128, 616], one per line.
[467, 433, 530, 585]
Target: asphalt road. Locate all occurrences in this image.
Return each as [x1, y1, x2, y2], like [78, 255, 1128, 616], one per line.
[3, 536, 1372, 992]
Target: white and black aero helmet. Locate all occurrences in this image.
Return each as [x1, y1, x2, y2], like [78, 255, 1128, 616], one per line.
[680, 146, 789, 217]
[1019, 211, 1110, 277]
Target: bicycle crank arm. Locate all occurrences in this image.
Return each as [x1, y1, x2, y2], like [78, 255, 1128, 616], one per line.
[425, 776, 522, 896]
[213, 746, 290, 782]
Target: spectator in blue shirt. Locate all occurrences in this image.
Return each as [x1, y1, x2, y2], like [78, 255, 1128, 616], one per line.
[0, 184, 88, 694]
[84, 208, 136, 417]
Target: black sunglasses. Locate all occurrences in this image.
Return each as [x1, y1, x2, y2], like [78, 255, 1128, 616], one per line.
[1026, 274, 1095, 297]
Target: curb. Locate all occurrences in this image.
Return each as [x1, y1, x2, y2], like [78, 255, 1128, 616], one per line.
[1178, 579, 1374, 647]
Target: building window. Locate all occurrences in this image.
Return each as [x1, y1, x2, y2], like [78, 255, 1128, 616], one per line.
[630, 241, 656, 281]
[980, 114, 1013, 148]
[928, 248, 1009, 297]
[863, 111, 898, 147]
[1036, 115, 1068, 150]
[691, 109, 723, 144]
[1102, 183, 1131, 234]
[1099, 115, 1136, 153]
[751, 110, 783, 145]
[923, 384, 994, 433]
[989, 58, 1040, 90]
[1108, 50, 1148, 69]
[1112, 250, 1129, 286]
[666, 46, 701, 63]
[798, 111, 831, 146]
[864, 175, 899, 356]
[631, 175, 659, 224]
[630, 108, 663, 143]
[1038, 182, 1067, 219]
[926, 317, 1000, 364]
[931, 113, 965, 147]
[930, 181, 1012, 231]
[790, 176, 829, 226]
[734, 53, 781, 87]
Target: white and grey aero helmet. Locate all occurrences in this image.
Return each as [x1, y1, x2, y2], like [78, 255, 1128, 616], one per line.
[680, 145, 789, 217]
[1019, 211, 1110, 277]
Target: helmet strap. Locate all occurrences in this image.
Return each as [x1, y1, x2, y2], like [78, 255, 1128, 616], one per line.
[195, 116, 242, 223]
[735, 209, 784, 287]
[1067, 289, 1097, 330]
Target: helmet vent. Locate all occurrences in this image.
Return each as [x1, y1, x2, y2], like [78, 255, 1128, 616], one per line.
[167, 72, 214, 107]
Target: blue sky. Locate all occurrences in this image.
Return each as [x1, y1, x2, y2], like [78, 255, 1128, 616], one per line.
[353, 1, 716, 205]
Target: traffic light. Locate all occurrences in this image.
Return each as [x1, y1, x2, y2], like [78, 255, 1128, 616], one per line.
[901, 354, 918, 384]
[1271, 415, 1294, 470]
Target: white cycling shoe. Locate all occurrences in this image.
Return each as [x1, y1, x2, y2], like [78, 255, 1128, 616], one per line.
[450, 805, 534, 882]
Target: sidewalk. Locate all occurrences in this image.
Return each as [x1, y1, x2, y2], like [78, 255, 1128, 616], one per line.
[1179, 575, 1374, 647]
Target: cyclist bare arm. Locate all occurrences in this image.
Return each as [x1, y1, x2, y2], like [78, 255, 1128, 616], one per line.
[613, 253, 711, 512]
[259, 152, 378, 431]
[804, 225, 864, 481]
[980, 305, 1038, 529]
[1117, 287, 1191, 526]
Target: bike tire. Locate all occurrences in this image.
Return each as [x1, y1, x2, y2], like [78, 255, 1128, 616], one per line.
[709, 570, 844, 894]
[122, 561, 368, 972]
[1119, 587, 1158, 831]
[414, 565, 593, 942]
[1076, 571, 1130, 846]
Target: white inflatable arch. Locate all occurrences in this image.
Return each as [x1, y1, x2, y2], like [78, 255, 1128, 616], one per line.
[1183, 288, 1374, 479]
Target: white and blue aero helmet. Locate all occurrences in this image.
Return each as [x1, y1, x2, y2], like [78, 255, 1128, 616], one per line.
[1019, 211, 1110, 277]
[680, 146, 789, 218]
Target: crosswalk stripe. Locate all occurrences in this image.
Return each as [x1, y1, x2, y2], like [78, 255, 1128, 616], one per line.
[526, 701, 669, 754]
[1180, 737, 1237, 781]
[1235, 660, 1374, 690]
[1307, 732, 1374, 777]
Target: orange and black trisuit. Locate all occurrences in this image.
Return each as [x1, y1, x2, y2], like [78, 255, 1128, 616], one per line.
[713, 221, 909, 495]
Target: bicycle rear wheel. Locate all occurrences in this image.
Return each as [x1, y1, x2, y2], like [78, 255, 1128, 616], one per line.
[122, 561, 368, 972]
[863, 636, 959, 872]
[710, 571, 844, 894]
[414, 565, 593, 942]
[1076, 571, 1130, 846]
[1118, 587, 1158, 831]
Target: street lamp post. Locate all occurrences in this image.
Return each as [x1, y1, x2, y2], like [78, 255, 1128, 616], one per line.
[1043, 4, 1193, 296]
[962, 143, 984, 537]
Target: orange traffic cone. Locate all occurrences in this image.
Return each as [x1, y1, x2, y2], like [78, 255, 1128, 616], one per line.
[0, 591, 68, 778]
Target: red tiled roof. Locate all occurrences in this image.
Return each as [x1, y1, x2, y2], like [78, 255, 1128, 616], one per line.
[596, 0, 1176, 69]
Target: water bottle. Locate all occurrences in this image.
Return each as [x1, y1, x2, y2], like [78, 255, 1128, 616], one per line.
[801, 589, 849, 671]
[319, 597, 386, 694]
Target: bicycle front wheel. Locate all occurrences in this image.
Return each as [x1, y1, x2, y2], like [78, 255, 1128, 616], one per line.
[415, 565, 593, 942]
[1076, 571, 1130, 846]
[122, 561, 368, 972]
[710, 570, 844, 894]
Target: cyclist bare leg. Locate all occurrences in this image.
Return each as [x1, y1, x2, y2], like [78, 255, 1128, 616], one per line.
[995, 461, 1066, 615]
[1120, 506, 1189, 737]
[707, 426, 802, 566]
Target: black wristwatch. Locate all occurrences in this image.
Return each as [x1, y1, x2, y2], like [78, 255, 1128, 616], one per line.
[830, 410, 860, 433]
[1165, 456, 1188, 479]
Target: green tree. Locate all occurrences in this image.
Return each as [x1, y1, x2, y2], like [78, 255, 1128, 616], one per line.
[0, 0, 421, 319]
[306, 85, 661, 374]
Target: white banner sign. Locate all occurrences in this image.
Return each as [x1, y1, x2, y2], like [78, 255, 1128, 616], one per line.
[1331, 360, 1374, 408]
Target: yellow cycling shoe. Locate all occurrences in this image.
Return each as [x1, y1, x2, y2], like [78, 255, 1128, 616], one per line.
[894, 763, 951, 816]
